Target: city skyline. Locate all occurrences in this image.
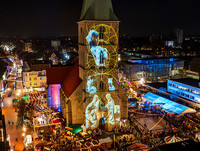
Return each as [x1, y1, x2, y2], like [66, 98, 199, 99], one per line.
[0, 0, 200, 37]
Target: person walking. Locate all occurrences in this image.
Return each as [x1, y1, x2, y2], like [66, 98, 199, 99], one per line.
[13, 143, 16, 149]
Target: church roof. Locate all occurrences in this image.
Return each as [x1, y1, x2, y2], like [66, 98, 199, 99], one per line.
[46, 66, 73, 85]
[46, 59, 82, 98]
[61, 60, 82, 98]
[80, 0, 118, 21]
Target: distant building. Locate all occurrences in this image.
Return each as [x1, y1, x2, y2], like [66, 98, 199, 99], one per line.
[149, 34, 163, 42]
[24, 42, 33, 52]
[184, 70, 199, 80]
[176, 28, 183, 45]
[51, 40, 61, 51]
[167, 78, 200, 104]
[49, 52, 60, 65]
[124, 58, 184, 81]
[22, 63, 49, 91]
[165, 40, 174, 47]
[23, 70, 47, 91]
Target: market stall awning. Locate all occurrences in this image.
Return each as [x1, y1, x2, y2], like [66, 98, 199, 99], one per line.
[22, 96, 29, 101]
[143, 92, 196, 115]
[52, 119, 62, 123]
[164, 135, 183, 144]
[99, 137, 112, 144]
[69, 124, 82, 134]
[127, 143, 149, 151]
[12, 99, 19, 103]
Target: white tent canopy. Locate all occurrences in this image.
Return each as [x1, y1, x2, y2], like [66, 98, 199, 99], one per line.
[99, 137, 112, 144]
[143, 92, 196, 115]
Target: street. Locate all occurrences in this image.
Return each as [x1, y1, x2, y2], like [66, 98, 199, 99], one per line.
[1, 57, 24, 151]
[2, 93, 24, 151]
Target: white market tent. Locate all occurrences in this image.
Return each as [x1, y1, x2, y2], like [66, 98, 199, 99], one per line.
[99, 137, 113, 144]
[143, 92, 196, 115]
[164, 135, 183, 144]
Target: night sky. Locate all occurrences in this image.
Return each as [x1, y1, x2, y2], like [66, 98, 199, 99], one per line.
[0, 0, 200, 37]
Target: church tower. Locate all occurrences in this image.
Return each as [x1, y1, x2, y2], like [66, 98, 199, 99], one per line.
[78, 0, 128, 131]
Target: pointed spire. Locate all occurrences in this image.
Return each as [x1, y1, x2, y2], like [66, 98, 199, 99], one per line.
[80, 0, 118, 21]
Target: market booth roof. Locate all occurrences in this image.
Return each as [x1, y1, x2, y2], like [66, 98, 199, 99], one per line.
[12, 99, 19, 103]
[22, 96, 29, 101]
[143, 92, 196, 115]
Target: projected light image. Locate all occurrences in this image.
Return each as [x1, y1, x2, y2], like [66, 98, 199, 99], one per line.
[85, 24, 118, 93]
[86, 76, 97, 94]
[85, 24, 120, 130]
[86, 94, 120, 129]
[108, 78, 115, 91]
[86, 30, 108, 66]
[105, 94, 115, 125]
[86, 24, 118, 70]
[85, 95, 100, 129]
[114, 105, 120, 122]
[48, 84, 61, 112]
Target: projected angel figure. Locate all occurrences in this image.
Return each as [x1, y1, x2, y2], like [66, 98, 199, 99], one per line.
[105, 94, 115, 125]
[86, 76, 97, 94]
[108, 78, 115, 91]
[86, 30, 108, 66]
[85, 95, 100, 129]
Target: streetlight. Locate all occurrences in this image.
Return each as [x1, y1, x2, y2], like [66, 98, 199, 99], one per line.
[23, 126, 26, 132]
[140, 78, 145, 85]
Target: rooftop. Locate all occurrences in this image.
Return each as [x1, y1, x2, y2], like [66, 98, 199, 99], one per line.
[80, 0, 118, 21]
[46, 66, 73, 85]
[143, 92, 196, 115]
[30, 63, 50, 71]
[169, 78, 200, 89]
[61, 60, 82, 98]
[46, 59, 82, 98]
[146, 82, 167, 90]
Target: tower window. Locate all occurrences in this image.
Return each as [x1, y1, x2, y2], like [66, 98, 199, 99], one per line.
[99, 26, 105, 39]
[100, 81, 104, 90]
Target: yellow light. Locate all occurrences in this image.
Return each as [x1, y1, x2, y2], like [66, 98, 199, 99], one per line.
[22, 133, 25, 136]
[23, 127, 26, 132]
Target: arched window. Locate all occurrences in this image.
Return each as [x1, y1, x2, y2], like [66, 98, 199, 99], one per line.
[100, 80, 104, 90]
[99, 26, 105, 39]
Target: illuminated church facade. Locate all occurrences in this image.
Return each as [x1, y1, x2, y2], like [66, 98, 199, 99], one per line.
[59, 0, 128, 131]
